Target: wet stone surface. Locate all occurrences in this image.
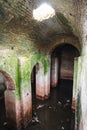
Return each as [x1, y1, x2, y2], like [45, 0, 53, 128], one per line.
[0, 79, 75, 130]
[26, 79, 75, 130]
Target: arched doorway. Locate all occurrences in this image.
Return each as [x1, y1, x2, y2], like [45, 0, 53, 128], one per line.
[28, 43, 80, 130]
[51, 43, 80, 129]
[0, 70, 15, 129]
[30, 61, 51, 127]
[31, 62, 45, 125]
[31, 65, 36, 117]
[51, 43, 80, 84]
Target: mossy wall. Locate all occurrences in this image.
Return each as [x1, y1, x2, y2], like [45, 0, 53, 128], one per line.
[18, 53, 50, 94]
[73, 57, 78, 101]
[73, 55, 87, 130]
[0, 31, 51, 130]
[72, 57, 78, 110]
[0, 49, 19, 97]
[19, 56, 31, 91]
[0, 50, 17, 81]
[79, 55, 87, 130]
[75, 57, 82, 129]
[74, 1, 87, 130]
[31, 53, 50, 75]
[0, 29, 50, 100]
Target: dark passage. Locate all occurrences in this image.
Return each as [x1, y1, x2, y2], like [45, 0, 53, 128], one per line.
[0, 97, 7, 130]
[0, 74, 7, 130]
[27, 79, 75, 130]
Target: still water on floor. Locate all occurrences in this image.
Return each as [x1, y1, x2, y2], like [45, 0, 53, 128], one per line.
[27, 79, 75, 130]
[0, 79, 75, 130]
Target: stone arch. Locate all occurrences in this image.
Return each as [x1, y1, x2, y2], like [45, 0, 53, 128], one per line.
[0, 70, 15, 90]
[31, 62, 45, 100]
[31, 62, 40, 118]
[31, 56, 50, 99]
[48, 36, 81, 54]
[50, 41, 81, 126]
[0, 69, 17, 129]
[50, 42, 80, 87]
[49, 36, 81, 84]
[0, 50, 22, 130]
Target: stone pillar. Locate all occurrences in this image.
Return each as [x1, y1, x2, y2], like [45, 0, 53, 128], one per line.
[36, 63, 45, 100]
[19, 56, 32, 129]
[51, 57, 58, 87]
[78, 55, 87, 130]
[0, 50, 22, 130]
[72, 57, 78, 110]
[44, 59, 50, 99]
[21, 89, 32, 128]
[73, 57, 82, 130]
[5, 90, 22, 130]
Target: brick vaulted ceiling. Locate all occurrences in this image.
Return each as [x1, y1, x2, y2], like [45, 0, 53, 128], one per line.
[0, 0, 78, 45]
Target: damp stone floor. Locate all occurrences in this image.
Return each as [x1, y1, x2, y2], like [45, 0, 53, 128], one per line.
[0, 79, 75, 130]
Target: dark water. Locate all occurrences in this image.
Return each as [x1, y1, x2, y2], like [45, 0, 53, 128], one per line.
[0, 79, 75, 130]
[0, 97, 7, 130]
[26, 79, 75, 130]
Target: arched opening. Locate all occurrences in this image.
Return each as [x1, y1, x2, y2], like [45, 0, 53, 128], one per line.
[30, 61, 50, 127]
[30, 63, 42, 125]
[50, 43, 80, 129]
[51, 43, 80, 80]
[0, 70, 15, 129]
[0, 72, 7, 129]
[31, 65, 36, 117]
[28, 43, 80, 130]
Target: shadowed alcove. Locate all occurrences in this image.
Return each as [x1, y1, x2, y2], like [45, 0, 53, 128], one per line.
[50, 43, 80, 129]
[0, 70, 16, 130]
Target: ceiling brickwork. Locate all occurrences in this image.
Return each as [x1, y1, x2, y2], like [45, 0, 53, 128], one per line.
[0, 0, 79, 45]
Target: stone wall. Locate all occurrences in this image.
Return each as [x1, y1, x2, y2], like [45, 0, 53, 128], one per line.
[73, 1, 87, 130]
[0, 48, 51, 129]
[0, 1, 86, 130]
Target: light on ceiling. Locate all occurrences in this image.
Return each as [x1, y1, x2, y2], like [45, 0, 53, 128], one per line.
[33, 3, 55, 21]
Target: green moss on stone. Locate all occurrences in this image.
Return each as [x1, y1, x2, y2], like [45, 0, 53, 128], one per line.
[0, 49, 21, 99]
[15, 59, 21, 99]
[19, 56, 31, 92]
[31, 52, 50, 75]
[73, 57, 78, 99]
[76, 90, 81, 126]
